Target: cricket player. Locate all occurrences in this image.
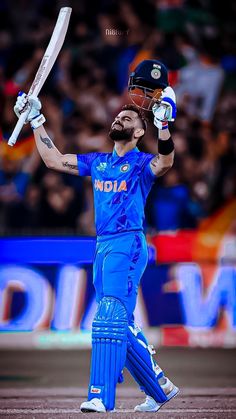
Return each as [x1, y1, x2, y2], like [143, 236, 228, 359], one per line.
[14, 60, 179, 413]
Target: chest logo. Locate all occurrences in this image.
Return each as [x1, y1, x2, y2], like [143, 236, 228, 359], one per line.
[96, 162, 107, 172]
[95, 179, 127, 193]
[120, 163, 130, 173]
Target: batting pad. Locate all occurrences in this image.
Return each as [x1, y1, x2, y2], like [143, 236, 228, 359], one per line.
[126, 326, 168, 403]
[88, 297, 128, 410]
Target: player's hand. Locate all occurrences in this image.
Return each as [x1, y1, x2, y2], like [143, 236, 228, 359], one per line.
[14, 92, 45, 129]
[152, 86, 177, 129]
[14, 92, 41, 122]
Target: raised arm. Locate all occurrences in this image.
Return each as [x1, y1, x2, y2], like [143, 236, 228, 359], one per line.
[149, 86, 176, 177]
[150, 127, 175, 177]
[33, 125, 78, 175]
[13, 93, 79, 175]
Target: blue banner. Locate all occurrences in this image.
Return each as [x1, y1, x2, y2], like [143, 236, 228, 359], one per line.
[0, 238, 236, 347]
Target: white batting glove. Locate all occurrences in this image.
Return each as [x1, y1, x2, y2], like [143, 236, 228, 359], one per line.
[14, 92, 46, 129]
[152, 86, 177, 130]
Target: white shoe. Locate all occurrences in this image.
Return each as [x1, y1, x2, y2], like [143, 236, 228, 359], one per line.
[134, 379, 179, 412]
[134, 395, 160, 412]
[80, 398, 106, 413]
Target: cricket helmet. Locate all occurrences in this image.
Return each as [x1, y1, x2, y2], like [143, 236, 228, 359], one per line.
[128, 59, 169, 111]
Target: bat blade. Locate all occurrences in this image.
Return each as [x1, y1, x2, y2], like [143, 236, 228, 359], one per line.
[8, 7, 72, 147]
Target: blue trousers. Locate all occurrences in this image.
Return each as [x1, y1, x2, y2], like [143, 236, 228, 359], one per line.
[93, 231, 148, 323]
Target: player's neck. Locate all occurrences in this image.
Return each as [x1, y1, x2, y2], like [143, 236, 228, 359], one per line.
[114, 141, 136, 157]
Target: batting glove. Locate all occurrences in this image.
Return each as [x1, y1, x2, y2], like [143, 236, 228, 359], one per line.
[14, 92, 46, 129]
[152, 86, 177, 130]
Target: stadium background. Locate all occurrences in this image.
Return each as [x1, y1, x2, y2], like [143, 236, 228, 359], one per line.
[0, 1, 236, 417]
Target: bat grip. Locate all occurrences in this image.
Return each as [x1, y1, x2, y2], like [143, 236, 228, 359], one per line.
[8, 110, 30, 147]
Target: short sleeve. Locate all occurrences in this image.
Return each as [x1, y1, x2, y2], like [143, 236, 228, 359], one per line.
[77, 153, 99, 176]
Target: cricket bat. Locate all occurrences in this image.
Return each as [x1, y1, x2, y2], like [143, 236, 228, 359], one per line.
[8, 7, 72, 146]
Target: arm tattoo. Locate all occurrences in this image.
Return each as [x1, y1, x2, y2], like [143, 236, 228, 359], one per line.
[62, 161, 78, 171]
[40, 135, 53, 149]
[150, 155, 159, 168]
[151, 155, 167, 176]
[151, 154, 172, 176]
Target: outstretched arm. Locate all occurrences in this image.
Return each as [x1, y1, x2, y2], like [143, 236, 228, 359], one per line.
[14, 93, 79, 175]
[33, 125, 79, 175]
[150, 86, 176, 177]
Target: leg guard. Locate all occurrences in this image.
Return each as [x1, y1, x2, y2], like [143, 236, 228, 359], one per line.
[126, 325, 168, 403]
[88, 296, 128, 411]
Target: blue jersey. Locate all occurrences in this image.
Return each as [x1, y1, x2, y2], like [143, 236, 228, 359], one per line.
[77, 147, 156, 236]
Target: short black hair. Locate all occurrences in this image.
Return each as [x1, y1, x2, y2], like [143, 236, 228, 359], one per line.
[121, 104, 148, 133]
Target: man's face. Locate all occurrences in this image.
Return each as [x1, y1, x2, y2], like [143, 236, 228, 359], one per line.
[109, 110, 141, 142]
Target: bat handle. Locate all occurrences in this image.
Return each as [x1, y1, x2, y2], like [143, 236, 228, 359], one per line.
[8, 109, 30, 147]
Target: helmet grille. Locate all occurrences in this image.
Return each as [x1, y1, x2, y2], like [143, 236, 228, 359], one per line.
[128, 84, 163, 111]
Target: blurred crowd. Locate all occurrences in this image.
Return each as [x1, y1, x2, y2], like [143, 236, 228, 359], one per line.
[0, 0, 236, 236]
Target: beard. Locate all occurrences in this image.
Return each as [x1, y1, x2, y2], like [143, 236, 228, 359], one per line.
[109, 125, 134, 142]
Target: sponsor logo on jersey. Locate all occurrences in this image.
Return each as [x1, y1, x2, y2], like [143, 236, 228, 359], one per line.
[94, 179, 127, 192]
[96, 162, 107, 172]
[120, 163, 130, 172]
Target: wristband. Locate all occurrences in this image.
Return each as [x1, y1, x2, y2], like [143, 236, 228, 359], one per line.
[30, 114, 46, 130]
[158, 137, 174, 155]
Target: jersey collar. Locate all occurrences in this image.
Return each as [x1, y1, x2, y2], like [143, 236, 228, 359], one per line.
[112, 146, 140, 158]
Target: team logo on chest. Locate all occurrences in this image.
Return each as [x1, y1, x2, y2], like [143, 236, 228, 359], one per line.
[120, 163, 130, 173]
